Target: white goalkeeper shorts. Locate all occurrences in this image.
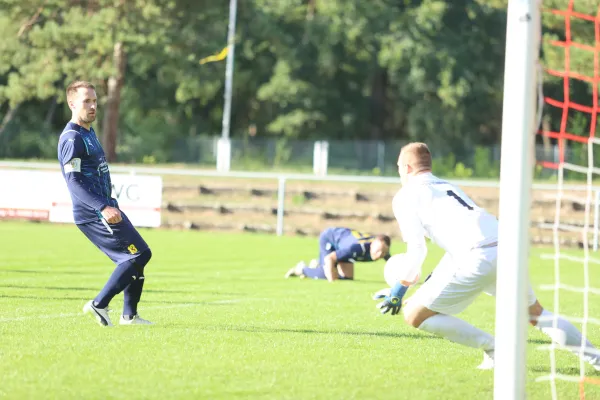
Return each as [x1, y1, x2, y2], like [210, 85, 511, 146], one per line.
[408, 246, 537, 315]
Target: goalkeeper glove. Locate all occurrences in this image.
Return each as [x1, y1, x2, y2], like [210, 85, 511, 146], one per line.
[375, 282, 409, 315]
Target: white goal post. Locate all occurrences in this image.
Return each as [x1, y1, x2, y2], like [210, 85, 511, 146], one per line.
[494, 0, 540, 399]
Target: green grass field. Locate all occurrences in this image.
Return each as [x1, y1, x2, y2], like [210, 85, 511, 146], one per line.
[0, 222, 598, 400]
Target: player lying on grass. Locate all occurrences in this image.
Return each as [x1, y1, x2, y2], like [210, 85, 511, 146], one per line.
[285, 227, 391, 282]
[57, 80, 153, 327]
[373, 142, 600, 371]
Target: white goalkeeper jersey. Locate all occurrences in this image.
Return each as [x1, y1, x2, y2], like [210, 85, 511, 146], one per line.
[392, 172, 498, 256]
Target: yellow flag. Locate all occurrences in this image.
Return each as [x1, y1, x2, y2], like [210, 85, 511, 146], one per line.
[199, 47, 229, 65]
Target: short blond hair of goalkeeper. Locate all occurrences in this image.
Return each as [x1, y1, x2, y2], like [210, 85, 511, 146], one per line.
[397, 142, 432, 186]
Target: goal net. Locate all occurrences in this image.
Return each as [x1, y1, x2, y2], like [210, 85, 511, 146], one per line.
[537, 1, 600, 399]
[495, 1, 599, 399]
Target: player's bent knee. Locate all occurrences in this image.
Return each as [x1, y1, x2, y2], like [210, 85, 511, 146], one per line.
[404, 313, 422, 328]
[403, 302, 438, 328]
[134, 248, 152, 269]
[402, 304, 421, 328]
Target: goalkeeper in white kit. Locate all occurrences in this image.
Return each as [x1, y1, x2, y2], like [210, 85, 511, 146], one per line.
[375, 142, 600, 371]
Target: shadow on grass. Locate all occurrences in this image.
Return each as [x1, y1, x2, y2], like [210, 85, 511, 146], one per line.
[0, 284, 194, 294]
[155, 323, 441, 340]
[259, 326, 440, 340]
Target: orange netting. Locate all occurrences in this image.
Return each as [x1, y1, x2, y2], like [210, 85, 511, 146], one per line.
[538, 1, 599, 170]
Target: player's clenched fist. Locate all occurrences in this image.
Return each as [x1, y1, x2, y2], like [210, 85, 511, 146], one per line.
[101, 206, 122, 224]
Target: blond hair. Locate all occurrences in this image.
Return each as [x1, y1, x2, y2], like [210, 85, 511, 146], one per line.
[66, 80, 95, 101]
[400, 142, 432, 172]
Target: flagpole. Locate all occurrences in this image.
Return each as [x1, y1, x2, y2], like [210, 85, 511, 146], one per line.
[221, 0, 237, 141]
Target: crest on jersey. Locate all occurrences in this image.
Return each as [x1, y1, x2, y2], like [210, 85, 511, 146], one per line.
[98, 161, 109, 174]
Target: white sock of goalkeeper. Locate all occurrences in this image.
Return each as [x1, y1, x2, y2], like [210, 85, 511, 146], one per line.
[418, 314, 495, 351]
[535, 309, 599, 363]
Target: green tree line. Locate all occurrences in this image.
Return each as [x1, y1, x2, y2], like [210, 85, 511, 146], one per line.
[0, 0, 598, 164]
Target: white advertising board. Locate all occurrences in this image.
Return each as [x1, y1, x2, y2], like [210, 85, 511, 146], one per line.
[0, 169, 162, 228]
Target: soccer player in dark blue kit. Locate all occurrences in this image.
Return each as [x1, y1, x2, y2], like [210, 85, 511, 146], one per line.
[57, 80, 153, 327]
[285, 227, 391, 282]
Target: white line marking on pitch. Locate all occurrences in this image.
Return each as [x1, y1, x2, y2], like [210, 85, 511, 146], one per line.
[0, 299, 247, 323]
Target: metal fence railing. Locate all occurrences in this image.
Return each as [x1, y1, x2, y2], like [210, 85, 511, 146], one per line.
[166, 136, 576, 179]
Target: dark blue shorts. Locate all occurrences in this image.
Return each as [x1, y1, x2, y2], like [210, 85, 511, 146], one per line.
[77, 212, 149, 265]
[318, 228, 336, 267]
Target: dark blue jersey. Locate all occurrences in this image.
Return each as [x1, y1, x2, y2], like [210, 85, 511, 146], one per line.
[57, 122, 118, 224]
[325, 228, 388, 263]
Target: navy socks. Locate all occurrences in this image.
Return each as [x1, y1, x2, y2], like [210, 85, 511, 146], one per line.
[94, 249, 152, 312]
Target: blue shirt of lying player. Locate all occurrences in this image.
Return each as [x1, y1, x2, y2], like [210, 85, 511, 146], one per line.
[286, 227, 391, 281]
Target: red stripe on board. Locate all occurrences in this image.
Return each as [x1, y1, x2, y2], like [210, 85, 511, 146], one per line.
[0, 208, 49, 220]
